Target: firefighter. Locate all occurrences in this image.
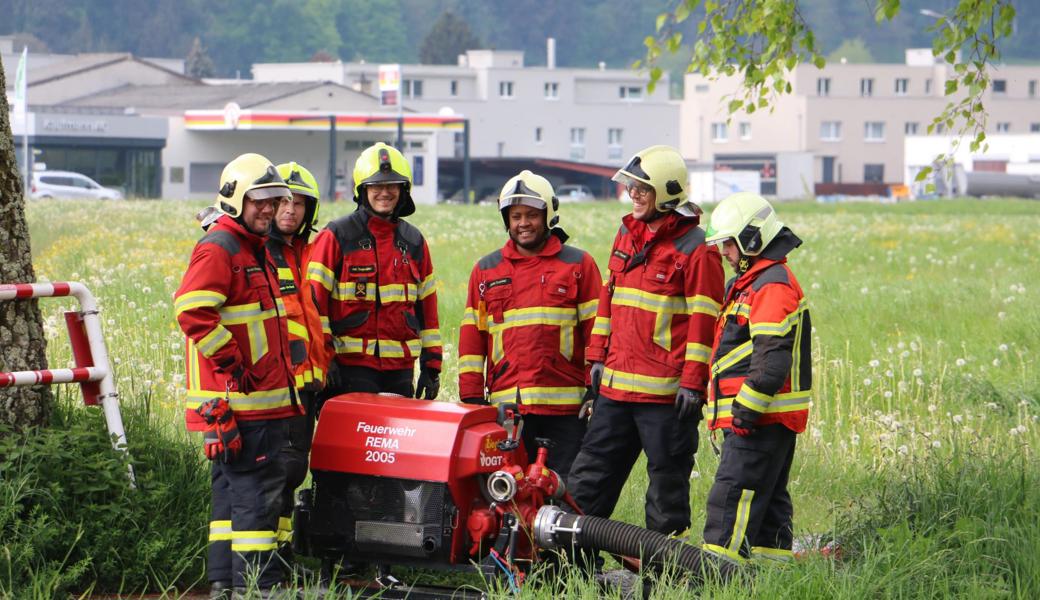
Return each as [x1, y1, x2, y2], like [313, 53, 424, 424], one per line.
[569, 145, 725, 541]
[307, 142, 441, 400]
[174, 153, 301, 598]
[700, 192, 812, 564]
[458, 170, 602, 479]
[269, 161, 329, 566]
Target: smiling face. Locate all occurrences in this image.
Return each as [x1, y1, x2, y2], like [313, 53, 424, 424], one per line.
[628, 182, 658, 222]
[365, 183, 401, 218]
[240, 193, 276, 235]
[506, 204, 548, 255]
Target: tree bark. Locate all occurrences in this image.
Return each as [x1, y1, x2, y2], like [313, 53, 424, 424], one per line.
[0, 57, 52, 430]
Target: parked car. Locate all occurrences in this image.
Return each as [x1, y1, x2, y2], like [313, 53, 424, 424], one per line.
[556, 184, 594, 202]
[30, 171, 123, 200]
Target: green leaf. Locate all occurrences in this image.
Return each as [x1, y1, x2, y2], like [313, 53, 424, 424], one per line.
[944, 79, 958, 95]
[813, 55, 826, 69]
[728, 99, 743, 113]
[656, 13, 668, 32]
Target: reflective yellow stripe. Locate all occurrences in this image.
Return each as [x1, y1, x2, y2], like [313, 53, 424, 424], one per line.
[276, 267, 295, 283]
[312, 365, 324, 381]
[420, 328, 441, 348]
[711, 340, 753, 375]
[418, 273, 438, 299]
[306, 261, 335, 291]
[174, 289, 226, 315]
[702, 543, 745, 563]
[685, 342, 711, 364]
[612, 286, 686, 314]
[709, 391, 812, 418]
[487, 306, 577, 334]
[185, 387, 293, 412]
[247, 321, 268, 362]
[749, 299, 808, 338]
[751, 546, 794, 562]
[686, 294, 722, 317]
[491, 330, 504, 363]
[459, 354, 484, 374]
[591, 316, 611, 337]
[320, 315, 331, 335]
[333, 335, 364, 354]
[560, 325, 574, 360]
[723, 302, 751, 319]
[188, 339, 201, 389]
[603, 367, 680, 397]
[332, 281, 376, 301]
[287, 319, 309, 340]
[461, 307, 481, 328]
[652, 313, 672, 351]
[277, 516, 293, 543]
[198, 326, 233, 358]
[728, 489, 755, 554]
[231, 530, 277, 552]
[352, 338, 421, 358]
[378, 283, 415, 303]
[577, 299, 598, 321]
[735, 383, 772, 412]
[209, 520, 232, 542]
[488, 386, 584, 406]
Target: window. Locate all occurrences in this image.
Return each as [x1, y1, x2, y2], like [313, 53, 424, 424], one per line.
[864, 121, 885, 141]
[820, 121, 842, 141]
[619, 86, 643, 100]
[996, 122, 1011, 133]
[544, 82, 559, 99]
[608, 127, 623, 159]
[860, 78, 874, 97]
[1031, 123, 1040, 133]
[864, 164, 885, 183]
[694, 84, 709, 93]
[935, 122, 946, 134]
[711, 122, 728, 142]
[895, 78, 909, 95]
[993, 79, 1007, 94]
[905, 122, 919, 135]
[570, 127, 586, 160]
[450, 80, 458, 96]
[499, 81, 514, 98]
[925, 78, 933, 94]
[1030, 80, 1038, 98]
[403, 79, 423, 99]
[817, 77, 830, 97]
[739, 122, 752, 140]
[169, 166, 185, 183]
[535, 127, 543, 143]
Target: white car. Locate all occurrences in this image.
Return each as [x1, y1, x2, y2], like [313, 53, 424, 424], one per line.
[30, 171, 124, 200]
[556, 184, 594, 202]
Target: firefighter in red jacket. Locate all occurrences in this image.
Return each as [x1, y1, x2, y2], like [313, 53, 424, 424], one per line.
[269, 161, 329, 564]
[569, 145, 725, 539]
[307, 143, 441, 399]
[458, 170, 602, 479]
[701, 192, 812, 564]
[174, 153, 301, 598]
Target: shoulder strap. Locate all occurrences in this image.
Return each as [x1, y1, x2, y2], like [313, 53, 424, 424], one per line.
[198, 229, 239, 255]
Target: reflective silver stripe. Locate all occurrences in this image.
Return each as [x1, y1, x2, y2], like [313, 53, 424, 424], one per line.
[612, 287, 687, 314]
[418, 274, 438, 299]
[560, 325, 574, 360]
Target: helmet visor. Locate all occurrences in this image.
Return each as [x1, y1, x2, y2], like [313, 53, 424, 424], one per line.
[246, 185, 291, 200]
[499, 196, 547, 212]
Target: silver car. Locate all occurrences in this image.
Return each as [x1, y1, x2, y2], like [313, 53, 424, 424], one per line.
[30, 170, 124, 200]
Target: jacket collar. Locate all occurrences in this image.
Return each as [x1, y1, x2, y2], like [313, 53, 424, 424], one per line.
[216, 214, 266, 249]
[622, 211, 698, 243]
[502, 233, 563, 260]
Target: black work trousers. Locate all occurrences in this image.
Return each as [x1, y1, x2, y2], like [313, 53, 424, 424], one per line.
[568, 395, 698, 534]
[278, 391, 315, 550]
[325, 364, 414, 397]
[702, 424, 796, 561]
[208, 419, 288, 589]
[519, 413, 587, 487]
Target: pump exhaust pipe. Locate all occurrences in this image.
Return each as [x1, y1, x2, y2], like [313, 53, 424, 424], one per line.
[533, 505, 741, 584]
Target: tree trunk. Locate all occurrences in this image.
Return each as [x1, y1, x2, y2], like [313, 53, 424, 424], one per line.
[0, 58, 52, 430]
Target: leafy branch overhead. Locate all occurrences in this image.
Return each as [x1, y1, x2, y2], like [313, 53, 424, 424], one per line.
[644, 0, 1017, 183]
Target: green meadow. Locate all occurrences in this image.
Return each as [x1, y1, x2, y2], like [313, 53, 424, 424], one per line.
[6, 197, 1039, 598]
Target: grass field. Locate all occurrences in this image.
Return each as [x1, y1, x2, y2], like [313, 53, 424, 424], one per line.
[19, 197, 1040, 598]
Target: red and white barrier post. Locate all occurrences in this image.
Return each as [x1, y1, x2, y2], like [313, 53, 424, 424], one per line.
[0, 282, 132, 477]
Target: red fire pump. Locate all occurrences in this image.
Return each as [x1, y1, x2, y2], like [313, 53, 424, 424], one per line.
[294, 393, 735, 595]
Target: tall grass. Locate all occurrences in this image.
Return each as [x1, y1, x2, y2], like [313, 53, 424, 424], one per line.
[19, 197, 1040, 598]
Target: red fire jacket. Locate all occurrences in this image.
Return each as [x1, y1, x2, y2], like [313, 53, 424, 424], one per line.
[458, 235, 602, 415]
[174, 215, 300, 431]
[267, 231, 330, 392]
[586, 213, 725, 404]
[706, 257, 812, 434]
[307, 210, 441, 372]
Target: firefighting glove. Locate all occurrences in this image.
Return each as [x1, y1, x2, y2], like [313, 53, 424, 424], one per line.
[415, 366, 440, 400]
[674, 387, 706, 422]
[461, 397, 489, 405]
[589, 362, 605, 396]
[231, 365, 255, 395]
[578, 386, 597, 422]
[197, 397, 242, 463]
[730, 404, 763, 437]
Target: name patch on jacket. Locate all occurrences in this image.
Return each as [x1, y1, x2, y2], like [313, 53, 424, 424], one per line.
[612, 250, 630, 261]
[245, 266, 263, 276]
[350, 265, 376, 274]
[486, 277, 511, 290]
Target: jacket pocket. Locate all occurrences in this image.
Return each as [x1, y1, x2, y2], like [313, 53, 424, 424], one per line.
[331, 309, 370, 335]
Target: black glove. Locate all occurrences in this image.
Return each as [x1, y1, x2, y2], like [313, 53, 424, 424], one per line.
[674, 387, 705, 421]
[461, 397, 488, 405]
[730, 402, 763, 436]
[578, 386, 597, 422]
[588, 362, 604, 397]
[231, 365, 255, 395]
[415, 366, 440, 400]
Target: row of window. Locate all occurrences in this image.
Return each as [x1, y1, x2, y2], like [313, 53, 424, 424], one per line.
[710, 120, 1040, 143]
[817, 77, 1039, 98]
[398, 77, 643, 101]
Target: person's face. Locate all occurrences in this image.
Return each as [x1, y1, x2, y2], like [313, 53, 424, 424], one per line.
[275, 193, 307, 235]
[240, 192, 276, 235]
[721, 239, 741, 271]
[507, 204, 548, 254]
[628, 182, 658, 222]
[365, 183, 401, 217]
